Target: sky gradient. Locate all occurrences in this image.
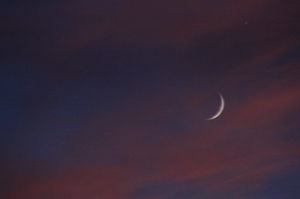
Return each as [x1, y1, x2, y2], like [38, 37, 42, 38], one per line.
[1, 0, 300, 198]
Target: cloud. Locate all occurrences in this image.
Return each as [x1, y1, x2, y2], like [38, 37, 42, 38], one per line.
[2, 0, 300, 198]
[5, 75, 299, 198]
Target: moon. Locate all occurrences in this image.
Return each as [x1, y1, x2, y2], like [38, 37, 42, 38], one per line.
[206, 92, 225, 120]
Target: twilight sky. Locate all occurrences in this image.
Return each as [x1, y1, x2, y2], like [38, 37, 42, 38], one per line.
[1, 0, 300, 198]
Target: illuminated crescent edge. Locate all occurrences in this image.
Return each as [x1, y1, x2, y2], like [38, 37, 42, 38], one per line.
[206, 92, 225, 120]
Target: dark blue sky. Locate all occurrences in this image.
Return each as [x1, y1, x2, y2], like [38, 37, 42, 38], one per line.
[1, 0, 300, 198]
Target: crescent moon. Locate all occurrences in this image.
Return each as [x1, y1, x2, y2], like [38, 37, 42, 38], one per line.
[206, 92, 225, 120]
